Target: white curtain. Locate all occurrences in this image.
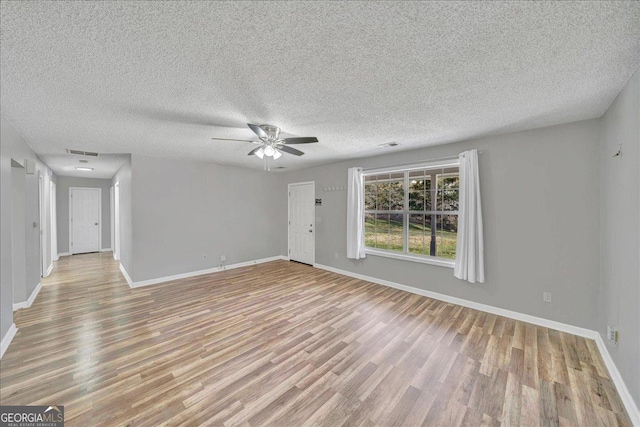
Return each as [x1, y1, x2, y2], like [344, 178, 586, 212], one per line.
[347, 167, 366, 259]
[454, 149, 485, 283]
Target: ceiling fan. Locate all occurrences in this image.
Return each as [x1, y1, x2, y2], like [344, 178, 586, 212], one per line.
[212, 124, 319, 160]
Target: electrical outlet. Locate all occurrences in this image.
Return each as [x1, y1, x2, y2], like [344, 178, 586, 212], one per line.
[607, 326, 619, 344]
[334, 253, 339, 259]
[543, 292, 552, 303]
[220, 255, 226, 262]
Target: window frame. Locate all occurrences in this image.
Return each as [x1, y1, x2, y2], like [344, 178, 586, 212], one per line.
[362, 159, 460, 268]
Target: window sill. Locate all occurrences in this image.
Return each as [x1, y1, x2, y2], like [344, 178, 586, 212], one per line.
[364, 248, 455, 269]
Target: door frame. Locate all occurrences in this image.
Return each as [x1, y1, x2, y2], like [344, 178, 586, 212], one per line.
[110, 186, 114, 253]
[287, 181, 315, 265]
[39, 173, 47, 277]
[113, 182, 120, 261]
[69, 187, 102, 255]
[50, 181, 57, 261]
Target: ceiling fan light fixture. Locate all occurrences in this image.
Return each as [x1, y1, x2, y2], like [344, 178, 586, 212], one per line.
[255, 147, 265, 159]
[263, 145, 276, 157]
[273, 149, 282, 160]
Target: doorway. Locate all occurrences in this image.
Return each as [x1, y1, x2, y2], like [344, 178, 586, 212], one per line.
[288, 181, 315, 265]
[69, 187, 101, 254]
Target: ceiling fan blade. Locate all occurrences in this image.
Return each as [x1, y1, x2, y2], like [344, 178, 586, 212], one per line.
[211, 137, 261, 143]
[281, 137, 319, 144]
[278, 145, 305, 156]
[247, 123, 268, 139]
[247, 146, 263, 156]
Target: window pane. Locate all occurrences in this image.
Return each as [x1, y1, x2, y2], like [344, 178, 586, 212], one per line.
[408, 214, 434, 256]
[389, 173, 404, 210]
[409, 214, 424, 255]
[409, 190, 423, 211]
[409, 173, 424, 210]
[436, 215, 458, 259]
[364, 213, 376, 248]
[425, 177, 432, 211]
[365, 192, 376, 211]
[376, 213, 390, 249]
[443, 189, 459, 211]
[375, 175, 390, 211]
[388, 213, 404, 252]
[439, 174, 459, 189]
[365, 180, 376, 210]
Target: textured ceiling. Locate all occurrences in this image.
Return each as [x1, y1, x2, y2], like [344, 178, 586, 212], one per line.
[43, 153, 129, 179]
[1, 1, 639, 175]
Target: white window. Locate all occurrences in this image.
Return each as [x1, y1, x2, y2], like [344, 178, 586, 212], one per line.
[363, 160, 460, 267]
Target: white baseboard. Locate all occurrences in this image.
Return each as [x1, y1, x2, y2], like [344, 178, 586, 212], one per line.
[314, 264, 597, 339]
[57, 252, 70, 258]
[314, 263, 639, 424]
[100, 248, 112, 252]
[594, 334, 640, 426]
[126, 256, 287, 288]
[0, 323, 18, 359]
[119, 263, 133, 287]
[45, 263, 53, 277]
[12, 282, 42, 311]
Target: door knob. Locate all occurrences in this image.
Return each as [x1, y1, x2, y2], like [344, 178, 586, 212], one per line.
[309, 229, 313, 233]
[95, 223, 99, 225]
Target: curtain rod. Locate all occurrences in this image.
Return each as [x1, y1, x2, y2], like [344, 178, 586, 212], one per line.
[363, 150, 483, 174]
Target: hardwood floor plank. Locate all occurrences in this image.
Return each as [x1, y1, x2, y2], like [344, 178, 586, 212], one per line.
[0, 253, 632, 426]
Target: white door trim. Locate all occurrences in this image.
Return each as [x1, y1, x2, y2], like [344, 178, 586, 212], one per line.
[110, 186, 114, 253]
[69, 187, 102, 254]
[50, 181, 57, 261]
[114, 182, 120, 261]
[39, 174, 47, 277]
[287, 181, 315, 265]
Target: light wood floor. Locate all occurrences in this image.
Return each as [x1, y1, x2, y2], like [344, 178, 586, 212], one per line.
[0, 253, 632, 426]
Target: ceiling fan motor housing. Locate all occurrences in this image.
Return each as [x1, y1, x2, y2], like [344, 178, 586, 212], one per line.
[259, 124, 280, 141]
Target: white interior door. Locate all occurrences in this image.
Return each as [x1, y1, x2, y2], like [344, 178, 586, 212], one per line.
[288, 182, 315, 265]
[70, 188, 101, 254]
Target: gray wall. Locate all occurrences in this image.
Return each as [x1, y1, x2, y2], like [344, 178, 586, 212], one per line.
[599, 69, 639, 407]
[278, 119, 601, 330]
[129, 154, 283, 283]
[56, 176, 112, 254]
[112, 157, 133, 277]
[11, 164, 26, 303]
[1, 114, 55, 341]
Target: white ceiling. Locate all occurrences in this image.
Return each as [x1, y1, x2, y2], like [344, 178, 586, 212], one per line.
[42, 153, 130, 179]
[1, 2, 639, 175]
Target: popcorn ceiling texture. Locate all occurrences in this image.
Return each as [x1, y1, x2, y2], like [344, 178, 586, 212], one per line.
[1, 1, 639, 174]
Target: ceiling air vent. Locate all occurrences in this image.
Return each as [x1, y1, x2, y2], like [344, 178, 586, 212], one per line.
[378, 142, 399, 148]
[67, 149, 99, 156]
